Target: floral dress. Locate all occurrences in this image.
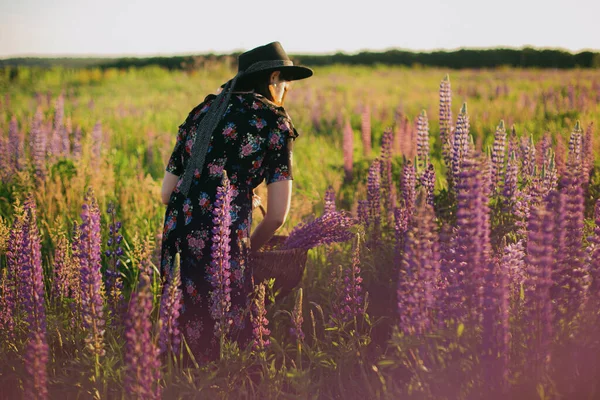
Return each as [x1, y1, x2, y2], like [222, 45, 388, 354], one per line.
[160, 92, 297, 362]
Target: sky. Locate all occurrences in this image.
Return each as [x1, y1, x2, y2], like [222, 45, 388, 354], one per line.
[1, 0, 599, 58]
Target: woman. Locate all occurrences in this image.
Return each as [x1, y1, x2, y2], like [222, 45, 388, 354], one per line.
[160, 42, 313, 362]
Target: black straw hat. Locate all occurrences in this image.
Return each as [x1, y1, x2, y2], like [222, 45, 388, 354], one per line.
[235, 41, 313, 86]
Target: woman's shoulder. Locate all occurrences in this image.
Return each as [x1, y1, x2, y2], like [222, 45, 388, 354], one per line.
[180, 94, 218, 129]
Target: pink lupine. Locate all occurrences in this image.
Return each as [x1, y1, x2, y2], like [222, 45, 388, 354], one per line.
[29, 107, 47, 181]
[250, 282, 271, 351]
[400, 161, 416, 220]
[331, 240, 364, 324]
[158, 253, 183, 356]
[208, 172, 234, 339]
[124, 271, 162, 400]
[451, 103, 470, 185]
[439, 74, 454, 170]
[380, 128, 396, 222]
[367, 158, 381, 242]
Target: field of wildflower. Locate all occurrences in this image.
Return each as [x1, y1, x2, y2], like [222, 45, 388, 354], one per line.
[1, 63, 600, 399]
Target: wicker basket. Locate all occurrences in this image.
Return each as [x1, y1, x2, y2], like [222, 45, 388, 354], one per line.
[251, 235, 308, 298]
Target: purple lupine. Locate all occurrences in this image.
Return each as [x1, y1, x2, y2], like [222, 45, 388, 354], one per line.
[582, 122, 594, 190]
[357, 200, 369, 229]
[367, 158, 381, 243]
[332, 240, 365, 324]
[158, 252, 182, 356]
[282, 211, 356, 251]
[380, 128, 396, 222]
[8, 116, 23, 173]
[419, 163, 435, 206]
[398, 189, 439, 335]
[29, 107, 47, 181]
[324, 186, 336, 214]
[490, 120, 506, 194]
[3, 202, 26, 339]
[539, 148, 558, 199]
[393, 206, 409, 268]
[104, 202, 124, 321]
[552, 145, 586, 322]
[525, 200, 555, 375]
[208, 171, 234, 339]
[52, 231, 71, 302]
[72, 125, 83, 160]
[0, 267, 15, 342]
[91, 121, 103, 168]
[0, 127, 6, 179]
[343, 117, 353, 182]
[400, 160, 416, 220]
[588, 200, 600, 302]
[439, 74, 454, 172]
[124, 271, 161, 400]
[290, 288, 305, 342]
[449, 154, 489, 323]
[500, 240, 526, 299]
[74, 189, 106, 358]
[20, 197, 47, 335]
[451, 103, 470, 185]
[50, 94, 64, 159]
[416, 110, 430, 170]
[361, 105, 371, 157]
[481, 253, 510, 393]
[250, 282, 270, 351]
[23, 330, 49, 400]
[502, 151, 519, 212]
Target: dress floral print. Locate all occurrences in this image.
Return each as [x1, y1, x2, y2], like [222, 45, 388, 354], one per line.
[160, 92, 298, 362]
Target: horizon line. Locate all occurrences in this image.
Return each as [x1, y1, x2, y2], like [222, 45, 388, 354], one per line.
[1, 45, 599, 60]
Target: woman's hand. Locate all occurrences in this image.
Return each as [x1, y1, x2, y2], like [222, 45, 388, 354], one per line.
[161, 171, 180, 205]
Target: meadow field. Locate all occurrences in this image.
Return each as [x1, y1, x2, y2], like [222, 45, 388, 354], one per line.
[1, 63, 600, 399]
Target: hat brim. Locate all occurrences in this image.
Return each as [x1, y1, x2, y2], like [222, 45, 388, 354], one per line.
[239, 65, 313, 84]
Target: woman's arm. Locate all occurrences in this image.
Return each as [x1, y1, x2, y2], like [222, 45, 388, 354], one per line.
[161, 171, 180, 205]
[250, 179, 292, 253]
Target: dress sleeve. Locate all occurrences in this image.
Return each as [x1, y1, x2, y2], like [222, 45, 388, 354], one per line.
[165, 124, 187, 176]
[264, 113, 299, 185]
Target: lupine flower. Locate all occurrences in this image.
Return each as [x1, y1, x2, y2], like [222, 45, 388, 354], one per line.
[520, 134, 536, 182]
[74, 189, 106, 358]
[343, 117, 353, 182]
[3, 201, 25, 338]
[439, 74, 454, 171]
[481, 254, 510, 393]
[357, 200, 369, 229]
[552, 145, 586, 322]
[380, 128, 396, 222]
[50, 95, 64, 159]
[401, 161, 416, 220]
[104, 202, 124, 320]
[367, 158, 381, 242]
[490, 120, 506, 194]
[331, 240, 365, 324]
[29, 107, 47, 181]
[501, 240, 526, 299]
[9, 116, 23, 172]
[525, 199, 555, 374]
[588, 200, 600, 301]
[324, 186, 336, 214]
[208, 172, 234, 338]
[63, 116, 72, 157]
[361, 105, 371, 157]
[393, 206, 409, 268]
[52, 230, 72, 301]
[449, 154, 490, 323]
[398, 189, 440, 335]
[282, 211, 356, 251]
[567, 120, 583, 167]
[503, 151, 519, 212]
[451, 103, 470, 185]
[290, 288, 305, 341]
[539, 148, 558, 198]
[158, 252, 182, 356]
[0, 267, 15, 342]
[124, 271, 161, 400]
[20, 197, 47, 335]
[582, 122, 594, 189]
[416, 110, 430, 170]
[251, 282, 271, 352]
[419, 163, 435, 206]
[23, 330, 49, 400]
